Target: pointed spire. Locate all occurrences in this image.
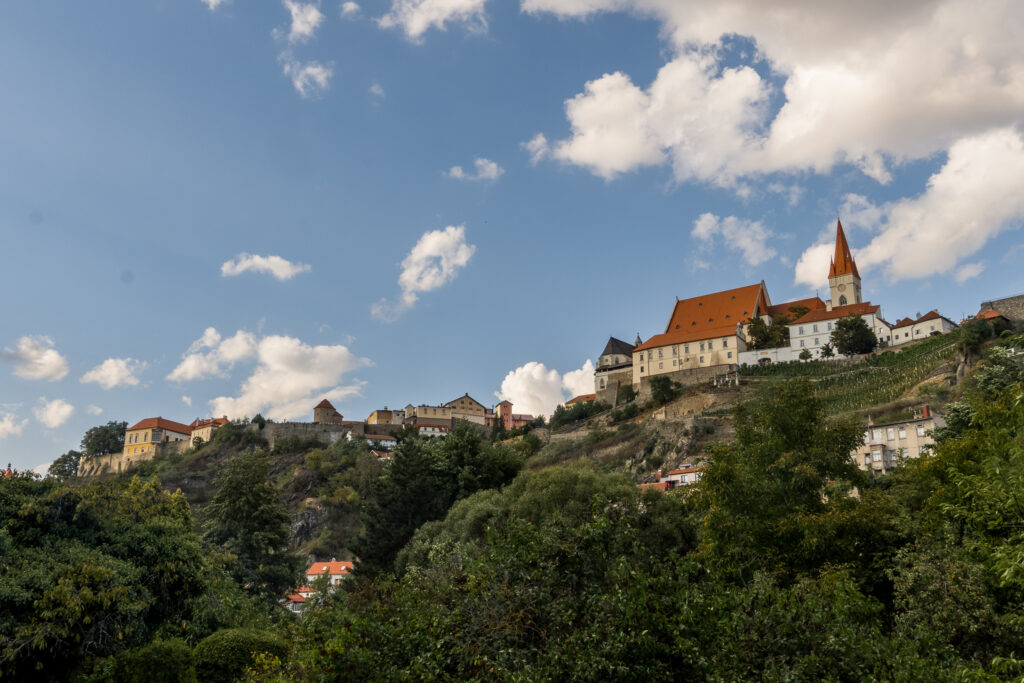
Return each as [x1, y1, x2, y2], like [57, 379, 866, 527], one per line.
[828, 219, 860, 278]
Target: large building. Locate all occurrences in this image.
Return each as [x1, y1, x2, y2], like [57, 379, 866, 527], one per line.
[122, 417, 192, 461]
[890, 310, 958, 346]
[445, 393, 488, 425]
[852, 406, 945, 475]
[594, 337, 636, 395]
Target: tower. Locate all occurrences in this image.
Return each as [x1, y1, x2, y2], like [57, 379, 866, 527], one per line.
[828, 219, 861, 309]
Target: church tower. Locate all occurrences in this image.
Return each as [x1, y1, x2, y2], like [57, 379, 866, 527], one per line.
[828, 219, 861, 309]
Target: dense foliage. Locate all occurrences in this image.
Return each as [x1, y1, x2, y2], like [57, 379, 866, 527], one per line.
[831, 314, 878, 356]
[80, 420, 128, 459]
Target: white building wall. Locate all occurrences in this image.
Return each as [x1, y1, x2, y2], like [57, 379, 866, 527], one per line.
[738, 346, 794, 366]
[789, 313, 889, 359]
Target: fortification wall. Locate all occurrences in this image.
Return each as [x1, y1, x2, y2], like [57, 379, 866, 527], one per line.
[636, 365, 736, 403]
[258, 421, 403, 449]
[981, 294, 1024, 322]
[77, 439, 188, 477]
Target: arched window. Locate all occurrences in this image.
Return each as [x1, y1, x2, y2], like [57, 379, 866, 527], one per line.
[838, 295, 848, 306]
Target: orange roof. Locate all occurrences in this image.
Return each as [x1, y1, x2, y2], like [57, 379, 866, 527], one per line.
[189, 417, 229, 429]
[916, 310, 945, 323]
[828, 220, 860, 278]
[976, 309, 1007, 320]
[638, 481, 670, 491]
[285, 593, 306, 603]
[892, 317, 916, 329]
[363, 434, 397, 441]
[635, 283, 769, 352]
[767, 297, 826, 319]
[791, 302, 880, 326]
[315, 399, 336, 409]
[665, 467, 703, 476]
[306, 560, 353, 576]
[126, 417, 193, 434]
[566, 394, 596, 406]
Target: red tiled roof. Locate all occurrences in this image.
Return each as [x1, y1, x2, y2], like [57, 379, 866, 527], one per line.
[364, 434, 397, 441]
[635, 283, 769, 352]
[315, 399, 336, 409]
[828, 220, 860, 278]
[977, 309, 1007, 320]
[916, 310, 943, 323]
[126, 417, 193, 435]
[665, 467, 702, 476]
[565, 394, 596, 406]
[638, 481, 670, 491]
[791, 302, 880, 326]
[285, 593, 306, 603]
[892, 317, 916, 329]
[306, 560, 353, 576]
[767, 297, 826, 319]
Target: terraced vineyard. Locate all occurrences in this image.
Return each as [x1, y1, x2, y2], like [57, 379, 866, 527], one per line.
[739, 334, 958, 414]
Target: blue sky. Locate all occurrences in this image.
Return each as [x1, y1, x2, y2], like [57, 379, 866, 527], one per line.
[2, 0, 1023, 471]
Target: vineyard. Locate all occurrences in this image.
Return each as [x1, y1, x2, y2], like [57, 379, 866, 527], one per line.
[739, 334, 958, 415]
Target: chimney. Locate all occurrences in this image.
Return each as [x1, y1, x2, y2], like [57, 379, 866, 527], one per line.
[922, 405, 930, 419]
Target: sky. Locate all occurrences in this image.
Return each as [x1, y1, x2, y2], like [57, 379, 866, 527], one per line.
[2, 0, 1024, 471]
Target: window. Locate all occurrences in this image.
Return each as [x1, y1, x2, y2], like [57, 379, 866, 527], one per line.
[708, 341, 714, 350]
[727, 351, 732, 359]
[800, 340, 805, 347]
[839, 295, 848, 305]
[827, 322, 833, 331]
[672, 359, 677, 366]
[599, 378, 605, 389]
[872, 429, 883, 441]
[672, 346, 678, 356]
[872, 450, 882, 462]
[647, 351, 652, 360]
[700, 342, 705, 351]
[640, 366, 644, 372]
[901, 447, 909, 458]
[887, 428, 895, 440]
[813, 324, 819, 333]
[898, 426, 907, 438]
[684, 345, 689, 354]
[863, 431, 869, 444]
[699, 356, 704, 363]
[658, 362, 663, 369]
[917, 424, 925, 437]
[799, 326, 805, 335]
[680, 475, 688, 483]
[658, 349, 663, 358]
[814, 338, 819, 345]
[143, 433, 148, 442]
[723, 339, 728, 348]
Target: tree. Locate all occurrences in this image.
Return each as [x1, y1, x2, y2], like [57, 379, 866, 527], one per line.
[747, 315, 790, 349]
[831, 315, 877, 356]
[48, 450, 81, 480]
[798, 349, 812, 361]
[617, 384, 638, 404]
[649, 376, 680, 405]
[957, 318, 993, 360]
[819, 342, 834, 359]
[80, 420, 128, 459]
[202, 449, 302, 601]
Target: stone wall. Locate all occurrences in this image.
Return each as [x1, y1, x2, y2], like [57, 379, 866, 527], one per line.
[257, 420, 408, 449]
[636, 365, 736, 403]
[980, 293, 1024, 323]
[77, 439, 189, 477]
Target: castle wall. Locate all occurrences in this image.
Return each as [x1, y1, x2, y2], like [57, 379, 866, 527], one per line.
[980, 294, 1024, 323]
[635, 365, 736, 403]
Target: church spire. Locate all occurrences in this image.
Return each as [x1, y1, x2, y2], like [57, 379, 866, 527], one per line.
[828, 219, 860, 278]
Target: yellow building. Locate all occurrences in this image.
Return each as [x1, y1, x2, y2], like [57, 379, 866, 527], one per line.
[404, 404, 452, 425]
[366, 409, 394, 425]
[188, 417, 228, 446]
[122, 417, 192, 460]
[444, 394, 487, 425]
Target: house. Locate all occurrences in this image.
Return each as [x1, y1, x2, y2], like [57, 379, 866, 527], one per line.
[787, 221, 892, 358]
[632, 282, 773, 384]
[188, 417, 228, 445]
[852, 406, 946, 475]
[564, 394, 596, 408]
[282, 592, 306, 614]
[418, 424, 450, 438]
[404, 404, 452, 426]
[305, 559, 354, 587]
[659, 466, 703, 488]
[347, 432, 398, 450]
[486, 400, 535, 430]
[313, 399, 345, 425]
[122, 418, 192, 461]
[977, 293, 1024, 324]
[594, 337, 636, 394]
[891, 310, 957, 346]
[445, 394, 488, 425]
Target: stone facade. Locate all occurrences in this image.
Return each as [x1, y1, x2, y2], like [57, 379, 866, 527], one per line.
[979, 294, 1024, 323]
[635, 365, 735, 403]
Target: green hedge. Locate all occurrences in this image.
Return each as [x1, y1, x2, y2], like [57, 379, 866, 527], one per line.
[193, 629, 288, 683]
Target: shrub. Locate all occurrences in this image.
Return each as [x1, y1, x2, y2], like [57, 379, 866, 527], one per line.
[193, 629, 288, 683]
[610, 403, 640, 423]
[112, 639, 196, 683]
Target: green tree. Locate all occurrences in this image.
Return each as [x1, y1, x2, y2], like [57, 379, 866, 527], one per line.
[831, 315, 877, 356]
[819, 341, 834, 358]
[47, 449, 81, 480]
[649, 376, 680, 405]
[80, 420, 128, 459]
[798, 348, 812, 361]
[202, 449, 302, 601]
[617, 383, 638, 404]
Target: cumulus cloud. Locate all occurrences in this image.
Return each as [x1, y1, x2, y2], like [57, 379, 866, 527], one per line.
[80, 358, 147, 390]
[281, 0, 324, 42]
[0, 413, 28, 439]
[446, 157, 504, 181]
[34, 398, 74, 429]
[378, 0, 489, 41]
[168, 328, 258, 382]
[201, 0, 229, 9]
[281, 55, 333, 98]
[369, 82, 386, 101]
[522, 133, 549, 165]
[182, 396, 193, 407]
[1, 336, 69, 381]
[372, 225, 476, 321]
[87, 405, 103, 415]
[496, 360, 595, 418]
[691, 213, 778, 267]
[221, 253, 312, 280]
[525, 1, 1024, 188]
[955, 262, 985, 284]
[795, 127, 1024, 286]
[341, 1, 361, 16]
[209, 335, 371, 420]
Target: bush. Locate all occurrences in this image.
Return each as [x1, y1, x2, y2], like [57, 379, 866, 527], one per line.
[610, 403, 640, 423]
[617, 384, 638, 404]
[193, 629, 288, 683]
[112, 639, 196, 683]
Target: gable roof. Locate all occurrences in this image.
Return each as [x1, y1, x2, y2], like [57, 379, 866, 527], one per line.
[790, 302, 881, 326]
[977, 309, 1008, 320]
[892, 317, 916, 329]
[306, 560, 354, 576]
[444, 393, 486, 410]
[828, 220, 860, 278]
[600, 337, 635, 357]
[767, 297, 826, 319]
[126, 417, 193, 434]
[566, 394, 596, 406]
[315, 399, 336, 409]
[635, 283, 770, 352]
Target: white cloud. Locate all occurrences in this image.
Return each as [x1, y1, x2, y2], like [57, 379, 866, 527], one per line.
[495, 359, 595, 418]
[955, 262, 985, 284]
[1, 336, 69, 381]
[201, 0, 229, 9]
[209, 335, 371, 420]
[793, 241, 835, 291]
[34, 398, 74, 429]
[341, 1, 361, 16]
[446, 157, 504, 181]
[281, 55, 333, 98]
[372, 225, 476, 321]
[378, 0, 488, 41]
[525, 1, 1024, 188]
[221, 253, 312, 280]
[795, 127, 1024, 285]
[87, 405, 103, 415]
[80, 358, 147, 390]
[168, 328, 258, 382]
[691, 213, 777, 267]
[522, 133, 549, 165]
[0, 413, 27, 439]
[370, 82, 386, 100]
[282, 0, 325, 43]
[182, 396, 193, 407]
